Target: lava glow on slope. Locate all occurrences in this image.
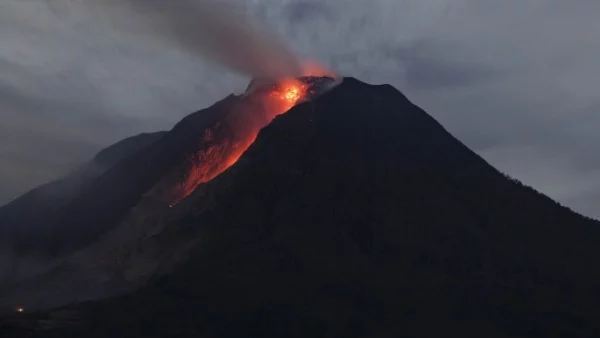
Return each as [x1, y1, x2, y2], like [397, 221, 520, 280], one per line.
[168, 72, 338, 207]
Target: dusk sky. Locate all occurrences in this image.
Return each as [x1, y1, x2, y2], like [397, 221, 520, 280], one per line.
[1, 0, 599, 219]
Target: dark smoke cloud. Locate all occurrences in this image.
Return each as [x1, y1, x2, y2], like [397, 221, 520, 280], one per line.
[94, 0, 303, 80]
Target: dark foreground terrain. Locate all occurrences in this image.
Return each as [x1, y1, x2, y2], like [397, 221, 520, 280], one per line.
[2, 78, 600, 337]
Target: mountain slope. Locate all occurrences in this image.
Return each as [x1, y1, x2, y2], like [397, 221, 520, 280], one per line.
[0, 131, 167, 236]
[0, 132, 166, 281]
[0, 79, 317, 305]
[2, 78, 600, 337]
[0, 94, 244, 264]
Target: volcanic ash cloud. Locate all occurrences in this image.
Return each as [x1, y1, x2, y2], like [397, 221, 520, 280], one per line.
[94, 0, 303, 80]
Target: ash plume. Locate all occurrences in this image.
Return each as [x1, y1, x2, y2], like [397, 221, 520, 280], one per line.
[98, 0, 303, 80]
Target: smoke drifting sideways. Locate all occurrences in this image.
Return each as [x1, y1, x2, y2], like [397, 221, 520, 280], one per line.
[89, 0, 304, 81]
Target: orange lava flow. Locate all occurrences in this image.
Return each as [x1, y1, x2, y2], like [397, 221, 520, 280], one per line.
[171, 128, 258, 207]
[169, 77, 311, 206]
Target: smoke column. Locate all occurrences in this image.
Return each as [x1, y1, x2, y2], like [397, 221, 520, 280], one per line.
[94, 0, 303, 80]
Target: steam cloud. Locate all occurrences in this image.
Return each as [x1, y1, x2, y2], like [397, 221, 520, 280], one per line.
[95, 0, 303, 80]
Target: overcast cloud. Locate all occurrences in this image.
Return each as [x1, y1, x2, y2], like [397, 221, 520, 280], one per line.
[0, 0, 599, 219]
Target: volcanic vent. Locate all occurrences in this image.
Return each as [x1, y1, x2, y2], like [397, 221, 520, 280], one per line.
[165, 75, 341, 206]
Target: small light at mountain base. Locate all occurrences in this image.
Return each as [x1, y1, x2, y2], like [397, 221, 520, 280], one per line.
[16, 307, 24, 313]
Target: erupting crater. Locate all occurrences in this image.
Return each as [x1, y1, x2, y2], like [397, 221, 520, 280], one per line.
[167, 74, 341, 206]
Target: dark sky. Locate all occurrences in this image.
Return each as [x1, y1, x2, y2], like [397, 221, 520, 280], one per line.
[0, 0, 599, 219]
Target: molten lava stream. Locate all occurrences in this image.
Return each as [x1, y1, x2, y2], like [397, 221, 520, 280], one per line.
[169, 78, 309, 206]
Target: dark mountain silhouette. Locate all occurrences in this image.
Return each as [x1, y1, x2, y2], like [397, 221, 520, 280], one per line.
[2, 78, 600, 337]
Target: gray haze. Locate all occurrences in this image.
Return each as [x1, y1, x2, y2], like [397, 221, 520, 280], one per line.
[0, 0, 599, 219]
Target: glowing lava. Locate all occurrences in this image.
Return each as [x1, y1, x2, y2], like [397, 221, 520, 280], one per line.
[284, 86, 300, 102]
[168, 70, 335, 206]
[269, 78, 308, 114]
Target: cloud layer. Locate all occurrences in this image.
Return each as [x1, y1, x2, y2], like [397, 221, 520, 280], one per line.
[1, 0, 599, 219]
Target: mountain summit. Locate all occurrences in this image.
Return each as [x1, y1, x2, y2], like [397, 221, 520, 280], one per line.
[2, 78, 600, 337]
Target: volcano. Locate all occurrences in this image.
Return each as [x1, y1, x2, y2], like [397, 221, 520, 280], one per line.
[2, 77, 600, 337]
